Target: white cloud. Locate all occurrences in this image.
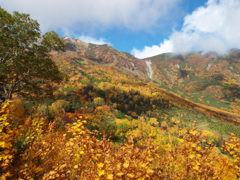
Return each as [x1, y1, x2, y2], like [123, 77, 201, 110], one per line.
[132, 40, 173, 59]
[78, 35, 111, 45]
[171, 0, 240, 53]
[0, 0, 180, 32]
[132, 0, 240, 58]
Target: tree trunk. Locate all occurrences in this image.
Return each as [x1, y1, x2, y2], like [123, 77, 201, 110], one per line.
[7, 90, 13, 99]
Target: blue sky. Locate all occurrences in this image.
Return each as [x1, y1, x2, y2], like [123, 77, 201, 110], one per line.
[71, 0, 207, 53]
[1, 0, 240, 58]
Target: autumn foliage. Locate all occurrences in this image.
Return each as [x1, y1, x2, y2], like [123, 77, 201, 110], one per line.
[0, 99, 239, 179]
[0, 8, 240, 179]
[0, 52, 239, 179]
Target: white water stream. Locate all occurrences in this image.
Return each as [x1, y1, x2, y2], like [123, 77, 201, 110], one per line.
[146, 60, 153, 79]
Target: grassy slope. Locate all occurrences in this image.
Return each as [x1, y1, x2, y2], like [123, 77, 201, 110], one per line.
[149, 52, 240, 111]
[51, 51, 240, 138]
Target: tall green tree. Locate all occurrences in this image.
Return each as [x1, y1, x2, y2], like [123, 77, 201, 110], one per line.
[0, 7, 65, 99]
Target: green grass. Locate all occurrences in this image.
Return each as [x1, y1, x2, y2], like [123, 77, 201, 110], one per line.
[153, 74, 231, 110]
[160, 107, 240, 137]
[201, 93, 230, 109]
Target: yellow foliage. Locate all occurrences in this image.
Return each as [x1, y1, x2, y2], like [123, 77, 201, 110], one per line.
[93, 97, 105, 106]
[49, 100, 70, 114]
[222, 134, 240, 177]
[149, 118, 158, 126]
[0, 100, 22, 173]
[8, 99, 25, 118]
[1, 97, 239, 179]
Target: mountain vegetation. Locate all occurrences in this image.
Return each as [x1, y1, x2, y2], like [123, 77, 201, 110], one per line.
[0, 8, 240, 179]
[148, 52, 240, 111]
[0, 7, 64, 100]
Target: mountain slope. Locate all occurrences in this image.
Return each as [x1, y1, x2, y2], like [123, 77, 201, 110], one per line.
[147, 51, 240, 111]
[51, 37, 240, 126]
[63, 37, 147, 75]
[4, 37, 240, 179]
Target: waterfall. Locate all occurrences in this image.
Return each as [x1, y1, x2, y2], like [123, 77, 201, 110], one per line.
[146, 60, 153, 79]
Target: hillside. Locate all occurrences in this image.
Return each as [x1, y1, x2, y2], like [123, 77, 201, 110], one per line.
[1, 37, 240, 179]
[53, 38, 240, 125]
[148, 51, 240, 111]
[1, 7, 240, 179]
[63, 37, 240, 113]
[63, 37, 147, 75]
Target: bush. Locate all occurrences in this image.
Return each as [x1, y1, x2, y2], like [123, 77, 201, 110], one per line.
[49, 100, 70, 115]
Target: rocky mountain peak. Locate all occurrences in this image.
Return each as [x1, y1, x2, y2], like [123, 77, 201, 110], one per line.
[60, 37, 148, 76]
[63, 37, 89, 52]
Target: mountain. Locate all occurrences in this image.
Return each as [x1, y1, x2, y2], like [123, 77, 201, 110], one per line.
[50, 37, 240, 125]
[60, 37, 240, 111]
[63, 37, 147, 75]
[3, 37, 240, 179]
[147, 51, 240, 110]
[3, 8, 240, 179]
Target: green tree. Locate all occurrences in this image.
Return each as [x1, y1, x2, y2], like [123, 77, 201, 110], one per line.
[0, 7, 65, 99]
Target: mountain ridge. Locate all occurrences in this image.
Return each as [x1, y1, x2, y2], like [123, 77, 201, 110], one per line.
[63, 37, 148, 76]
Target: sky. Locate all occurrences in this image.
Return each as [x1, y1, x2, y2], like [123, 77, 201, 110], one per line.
[1, 0, 240, 59]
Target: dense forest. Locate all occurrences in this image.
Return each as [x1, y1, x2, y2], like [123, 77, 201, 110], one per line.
[0, 7, 240, 179]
